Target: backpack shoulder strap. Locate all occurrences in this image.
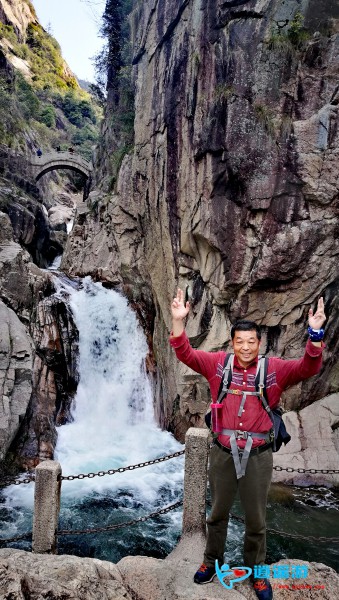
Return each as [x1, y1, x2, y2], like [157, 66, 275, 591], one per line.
[216, 353, 234, 404]
[256, 356, 273, 417]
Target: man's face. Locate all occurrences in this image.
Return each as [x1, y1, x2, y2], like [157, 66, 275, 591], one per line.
[231, 330, 261, 367]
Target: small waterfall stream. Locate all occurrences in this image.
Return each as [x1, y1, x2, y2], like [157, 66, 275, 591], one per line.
[1, 277, 184, 561]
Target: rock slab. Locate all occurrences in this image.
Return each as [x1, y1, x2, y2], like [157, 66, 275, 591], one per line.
[0, 300, 32, 462]
[0, 542, 338, 600]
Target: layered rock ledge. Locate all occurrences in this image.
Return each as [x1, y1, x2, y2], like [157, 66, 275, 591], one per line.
[0, 537, 338, 600]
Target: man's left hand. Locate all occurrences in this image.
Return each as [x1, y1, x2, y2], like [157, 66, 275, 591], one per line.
[308, 297, 326, 330]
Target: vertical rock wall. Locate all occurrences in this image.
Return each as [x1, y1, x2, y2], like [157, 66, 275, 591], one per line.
[0, 299, 32, 463]
[63, 0, 339, 441]
[0, 210, 79, 472]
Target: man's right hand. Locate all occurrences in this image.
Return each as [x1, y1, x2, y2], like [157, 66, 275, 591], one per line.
[171, 288, 190, 336]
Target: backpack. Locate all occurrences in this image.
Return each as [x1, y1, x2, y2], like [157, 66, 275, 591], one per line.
[205, 353, 291, 452]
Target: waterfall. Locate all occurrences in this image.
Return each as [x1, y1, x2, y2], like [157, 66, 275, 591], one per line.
[48, 254, 62, 270]
[1, 277, 184, 561]
[54, 276, 184, 500]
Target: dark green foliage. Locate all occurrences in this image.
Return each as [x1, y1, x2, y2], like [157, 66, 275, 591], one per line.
[16, 73, 40, 119]
[95, 0, 133, 95]
[95, 0, 123, 93]
[62, 91, 97, 127]
[89, 83, 106, 108]
[268, 11, 311, 54]
[39, 104, 56, 128]
[0, 76, 22, 144]
[94, 0, 135, 189]
[79, 99, 96, 123]
[72, 124, 98, 145]
[62, 92, 83, 126]
[0, 23, 17, 45]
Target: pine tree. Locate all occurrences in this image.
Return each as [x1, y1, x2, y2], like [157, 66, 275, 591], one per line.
[95, 0, 123, 104]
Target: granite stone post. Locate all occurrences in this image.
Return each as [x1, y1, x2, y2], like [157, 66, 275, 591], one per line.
[182, 427, 209, 535]
[32, 460, 61, 554]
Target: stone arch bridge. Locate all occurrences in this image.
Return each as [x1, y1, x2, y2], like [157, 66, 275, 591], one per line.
[31, 151, 92, 198]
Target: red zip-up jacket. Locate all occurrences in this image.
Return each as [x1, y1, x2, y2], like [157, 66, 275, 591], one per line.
[170, 331, 323, 449]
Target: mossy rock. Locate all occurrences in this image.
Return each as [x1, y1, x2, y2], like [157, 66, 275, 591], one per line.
[268, 483, 295, 506]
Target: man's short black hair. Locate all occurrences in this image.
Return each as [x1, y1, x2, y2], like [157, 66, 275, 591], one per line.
[231, 320, 261, 340]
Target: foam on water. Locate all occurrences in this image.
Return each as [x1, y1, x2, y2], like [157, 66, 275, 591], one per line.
[53, 278, 183, 498]
[1, 277, 184, 543]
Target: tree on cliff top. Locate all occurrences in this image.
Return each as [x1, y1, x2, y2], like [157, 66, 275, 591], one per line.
[93, 0, 135, 190]
[94, 0, 132, 104]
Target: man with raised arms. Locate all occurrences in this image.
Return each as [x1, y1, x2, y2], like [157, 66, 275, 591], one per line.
[170, 289, 325, 600]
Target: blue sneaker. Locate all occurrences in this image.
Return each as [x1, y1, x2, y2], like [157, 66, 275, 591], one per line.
[193, 563, 216, 584]
[253, 578, 273, 600]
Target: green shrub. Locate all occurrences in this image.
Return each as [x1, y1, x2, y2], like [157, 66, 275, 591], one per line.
[0, 76, 22, 144]
[268, 11, 310, 54]
[62, 91, 98, 127]
[0, 23, 17, 45]
[26, 23, 77, 91]
[40, 104, 56, 127]
[62, 91, 83, 126]
[14, 44, 29, 60]
[79, 99, 96, 123]
[15, 73, 40, 120]
[72, 124, 98, 145]
[214, 84, 236, 103]
[253, 103, 275, 137]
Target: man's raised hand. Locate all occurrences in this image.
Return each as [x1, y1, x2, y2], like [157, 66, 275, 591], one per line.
[308, 297, 326, 330]
[171, 288, 190, 321]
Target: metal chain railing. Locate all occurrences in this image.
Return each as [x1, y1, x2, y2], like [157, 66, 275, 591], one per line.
[0, 532, 32, 545]
[230, 513, 339, 543]
[273, 466, 339, 474]
[1, 451, 338, 488]
[0, 501, 183, 545]
[57, 500, 183, 536]
[0, 474, 35, 488]
[2, 503, 339, 546]
[60, 450, 185, 481]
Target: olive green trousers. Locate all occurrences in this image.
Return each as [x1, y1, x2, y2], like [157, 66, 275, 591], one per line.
[204, 442, 273, 570]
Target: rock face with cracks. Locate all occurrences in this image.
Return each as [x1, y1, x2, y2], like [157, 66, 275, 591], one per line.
[0, 299, 32, 463]
[272, 393, 339, 486]
[0, 544, 338, 600]
[0, 211, 78, 472]
[62, 0, 339, 460]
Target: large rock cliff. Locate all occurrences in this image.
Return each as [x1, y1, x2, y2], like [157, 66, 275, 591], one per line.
[62, 0, 339, 447]
[0, 208, 79, 472]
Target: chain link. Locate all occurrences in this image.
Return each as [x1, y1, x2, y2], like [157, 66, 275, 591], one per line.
[230, 513, 339, 543]
[0, 475, 35, 488]
[1, 502, 338, 545]
[1, 452, 339, 488]
[0, 532, 32, 544]
[273, 466, 339, 474]
[60, 450, 185, 481]
[57, 500, 183, 536]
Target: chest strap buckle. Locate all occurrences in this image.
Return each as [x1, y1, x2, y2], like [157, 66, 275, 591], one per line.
[235, 430, 249, 439]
